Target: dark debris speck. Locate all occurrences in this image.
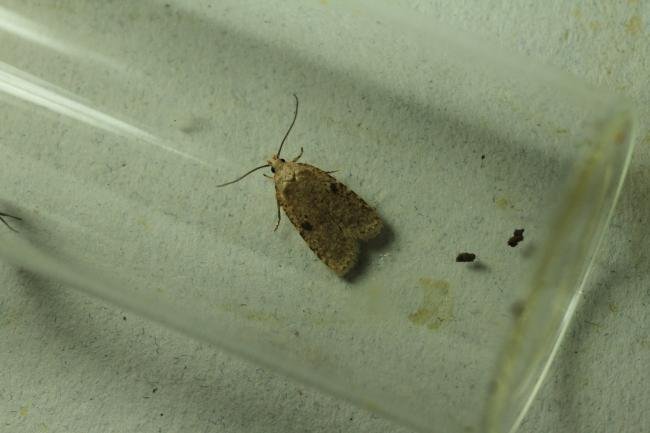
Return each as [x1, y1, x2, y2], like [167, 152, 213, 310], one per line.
[456, 252, 476, 262]
[508, 228, 525, 247]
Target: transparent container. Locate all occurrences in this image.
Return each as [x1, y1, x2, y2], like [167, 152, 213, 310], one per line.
[0, 1, 636, 432]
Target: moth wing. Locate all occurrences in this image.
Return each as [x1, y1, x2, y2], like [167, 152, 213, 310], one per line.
[291, 207, 359, 275]
[294, 164, 383, 241]
[276, 163, 382, 275]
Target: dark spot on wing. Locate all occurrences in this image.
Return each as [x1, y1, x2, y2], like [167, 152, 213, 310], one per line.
[329, 183, 338, 192]
[301, 222, 313, 231]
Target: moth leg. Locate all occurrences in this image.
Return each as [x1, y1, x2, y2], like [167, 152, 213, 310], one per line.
[273, 200, 282, 232]
[0, 212, 21, 233]
[325, 170, 338, 174]
[263, 174, 274, 180]
[292, 147, 304, 162]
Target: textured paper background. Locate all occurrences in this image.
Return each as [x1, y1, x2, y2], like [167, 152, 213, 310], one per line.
[1, 1, 648, 432]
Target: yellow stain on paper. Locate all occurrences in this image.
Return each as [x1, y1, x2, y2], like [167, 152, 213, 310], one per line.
[136, 217, 150, 231]
[626, 15, 642, 36]
[572, 8, 582, 19]
[409, 278, 453, 330]
[495, 196, 511, 210]
[221, 303, 283, 326]
[589, 21, 602, 32]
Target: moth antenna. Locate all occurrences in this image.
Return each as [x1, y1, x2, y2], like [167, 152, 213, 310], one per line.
[276, 94, 299, 158]
[217, 164, 270, 187]
[0, 213, 21, 233]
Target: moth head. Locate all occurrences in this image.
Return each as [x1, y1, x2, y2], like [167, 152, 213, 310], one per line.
[268, 154, 286, 174]
[216, 95, 297, 187]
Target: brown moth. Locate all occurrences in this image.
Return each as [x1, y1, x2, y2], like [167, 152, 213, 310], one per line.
[218, 95, 383, 275]
[0, 211, 21, 232]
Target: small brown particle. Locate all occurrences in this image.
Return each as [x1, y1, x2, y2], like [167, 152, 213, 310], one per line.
[456, 252, 476, 262]
[507, 228, 525, 247]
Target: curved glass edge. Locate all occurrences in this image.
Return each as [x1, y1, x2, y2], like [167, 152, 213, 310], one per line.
[0, 2, 638, 432]
[484, 105, 637, 433]
[0, 233, 433, 433]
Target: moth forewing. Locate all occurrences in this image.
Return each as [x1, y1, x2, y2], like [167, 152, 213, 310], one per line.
[273, 161, 382, 275]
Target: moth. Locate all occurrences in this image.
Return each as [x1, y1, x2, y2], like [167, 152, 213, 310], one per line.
[0, 211, 21, 232]
[218, 95, 383, 276]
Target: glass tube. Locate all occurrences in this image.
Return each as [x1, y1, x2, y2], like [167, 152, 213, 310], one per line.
[0, 1, 636, 432]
